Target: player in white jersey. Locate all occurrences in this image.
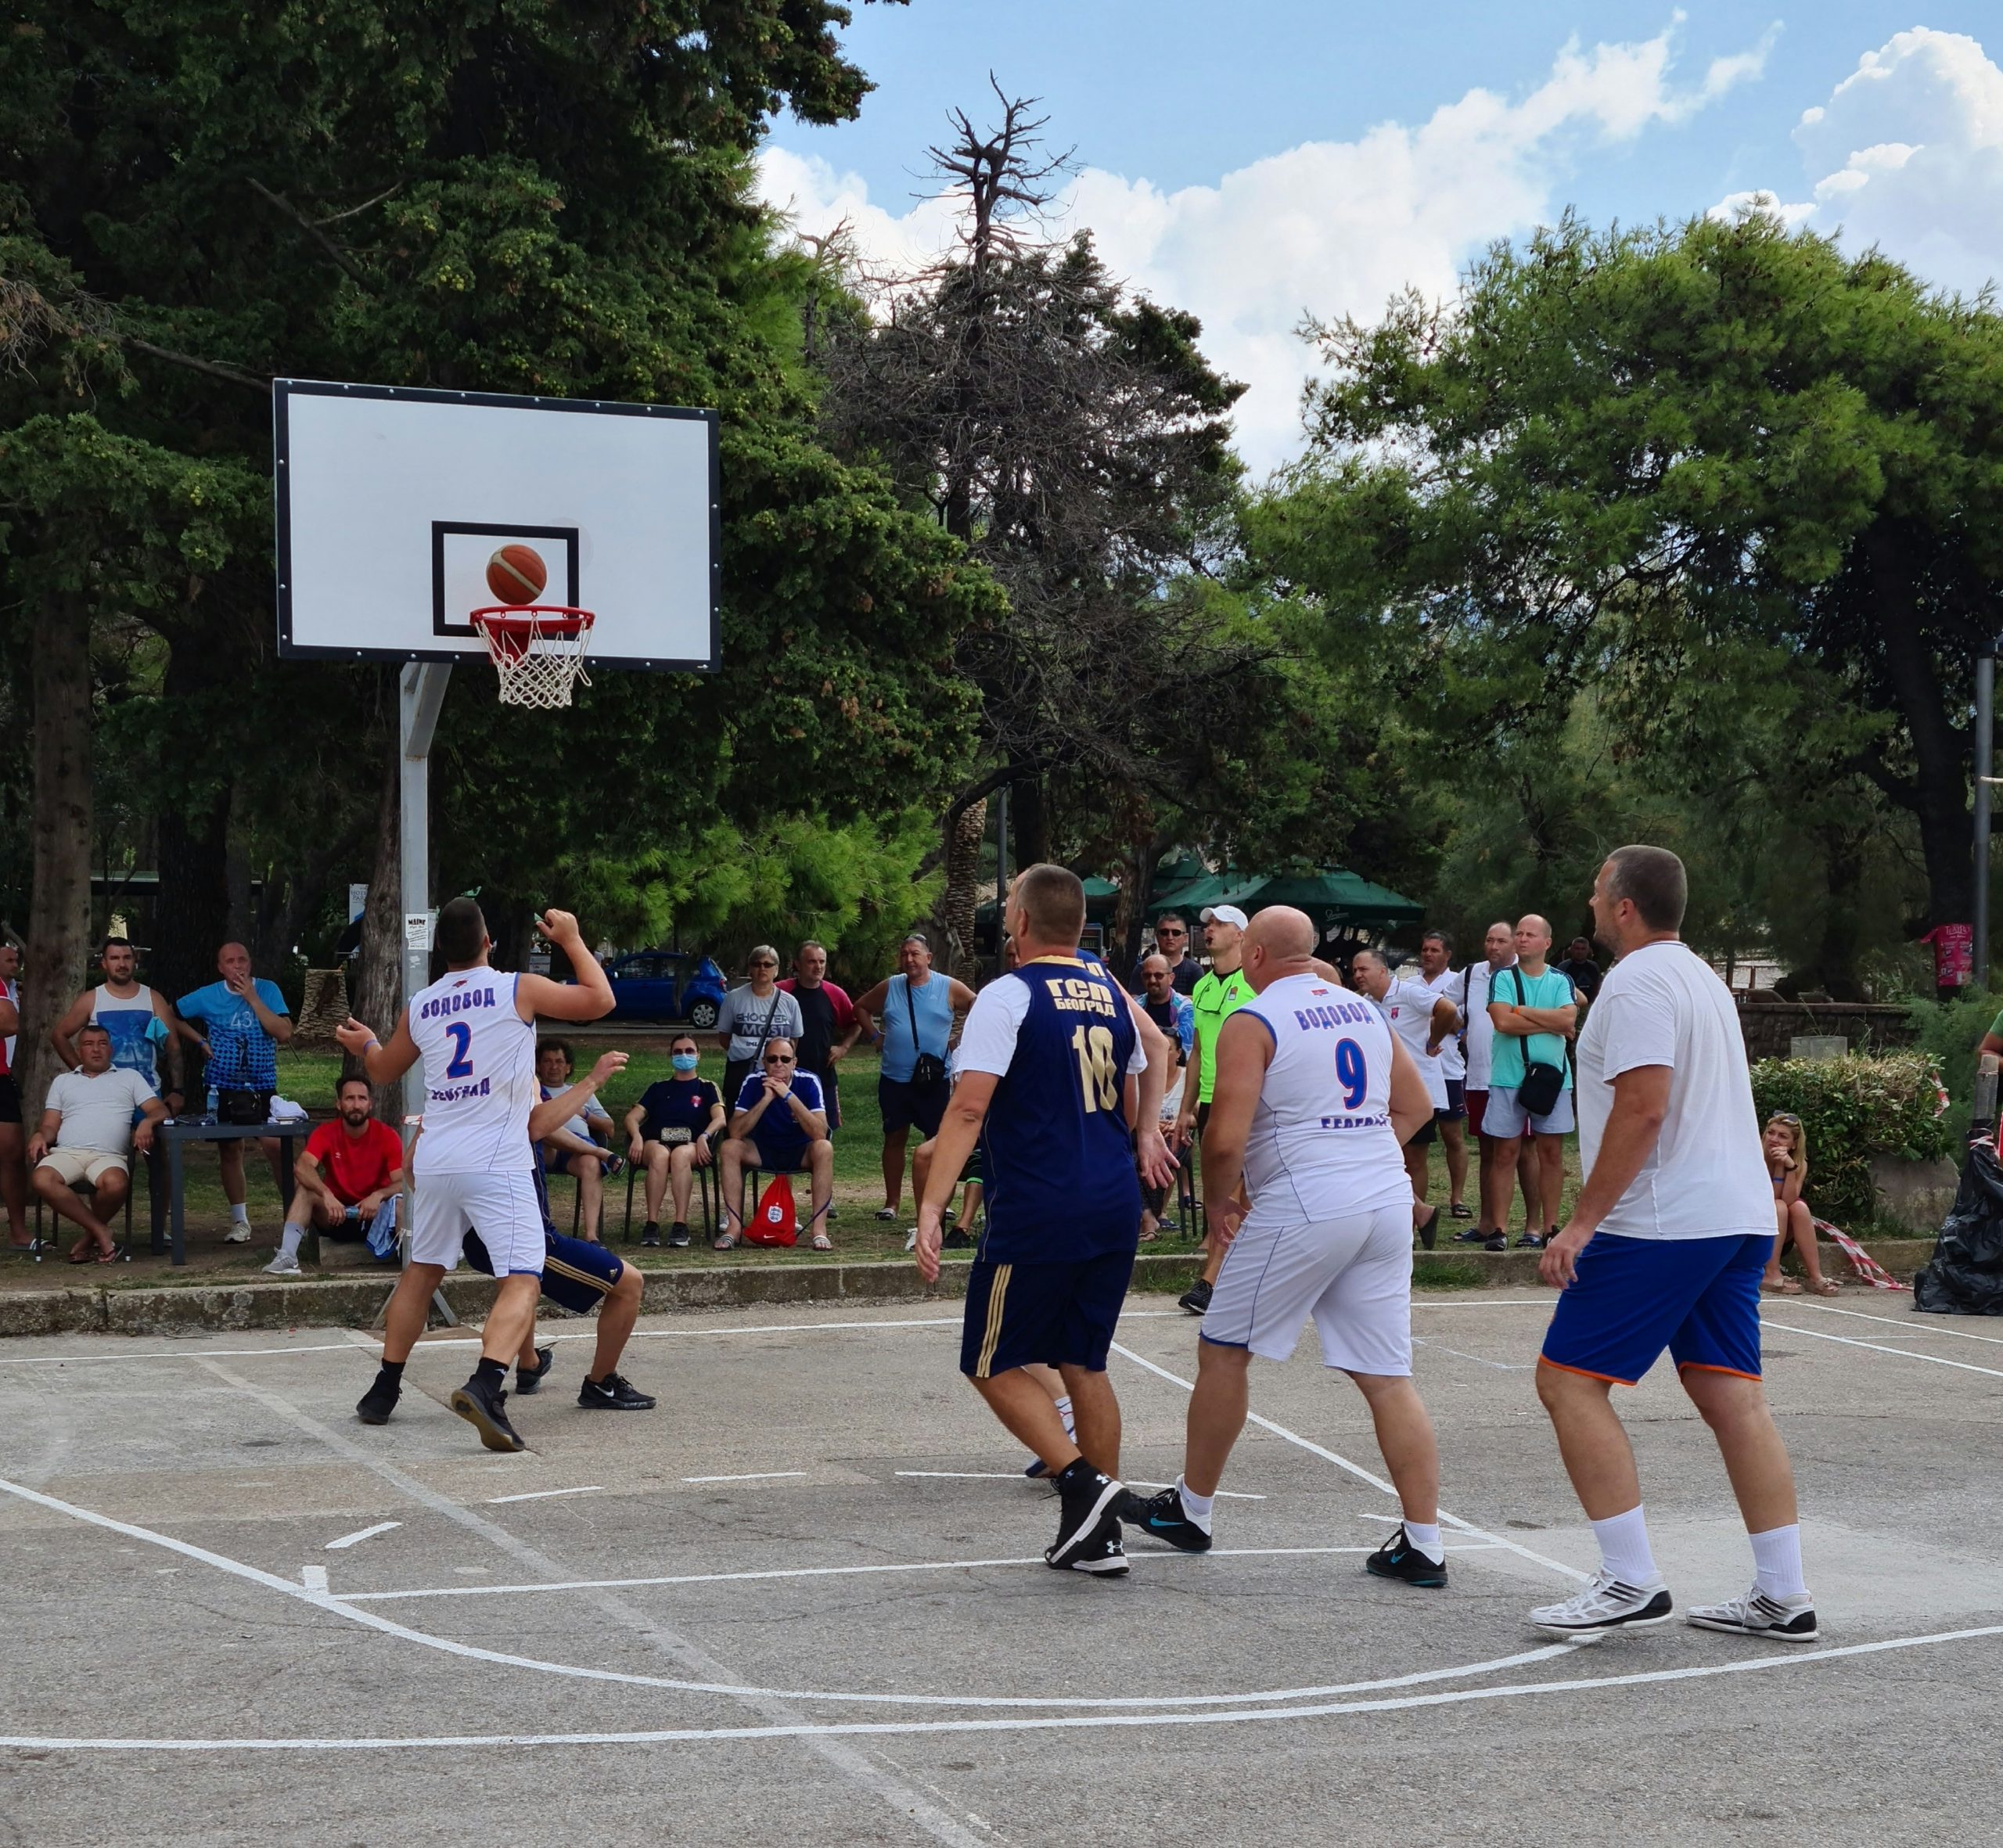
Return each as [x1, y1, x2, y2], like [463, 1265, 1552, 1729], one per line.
[1125, 908, 1452, 1586]
[337, 897, 613, 1451]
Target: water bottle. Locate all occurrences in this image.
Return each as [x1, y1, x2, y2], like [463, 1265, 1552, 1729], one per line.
[205, 1085, 218, 1120]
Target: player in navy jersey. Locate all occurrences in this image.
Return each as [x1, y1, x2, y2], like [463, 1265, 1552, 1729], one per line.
[914, 865, 1176, 1577]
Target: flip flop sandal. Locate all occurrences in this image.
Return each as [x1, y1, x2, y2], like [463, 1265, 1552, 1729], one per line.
[810, 1232, 833, 1252]
[1808, 1278, 1841, 1296]
[712, 1231, 738, 1251]
[1760, 1278, 1802, 1294]
[1449, 1203, 1473, 1220]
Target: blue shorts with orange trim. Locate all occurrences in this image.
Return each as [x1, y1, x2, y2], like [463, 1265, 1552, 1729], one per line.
[958, 1250, 1134, 1379]
[1540, 1231, 1768, 1386]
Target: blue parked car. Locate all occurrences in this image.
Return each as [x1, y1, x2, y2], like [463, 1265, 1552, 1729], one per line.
[593, 948, 729, 1026]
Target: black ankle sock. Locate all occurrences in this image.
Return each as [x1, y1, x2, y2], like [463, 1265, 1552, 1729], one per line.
[474, 1357, 508, 1388]
[378, 1360, 405, 1384]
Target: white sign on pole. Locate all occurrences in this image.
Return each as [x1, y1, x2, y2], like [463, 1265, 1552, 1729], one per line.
[348, 883, 369, 922]
[404, 911, 436, 951]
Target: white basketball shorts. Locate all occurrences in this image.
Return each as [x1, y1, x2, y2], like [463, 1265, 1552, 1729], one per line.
[410, 1170, 545, 1275]
[1201, 1197, 1414, 1374]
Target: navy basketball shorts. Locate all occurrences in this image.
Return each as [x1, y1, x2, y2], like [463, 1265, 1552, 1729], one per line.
[1541, 1231, 1768, 1386]
[959, 1249, 1136, 1378]
[465, 1228, 623, 1314]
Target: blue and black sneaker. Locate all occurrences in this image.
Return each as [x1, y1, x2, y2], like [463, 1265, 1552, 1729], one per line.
[1365, 1525, 1448, 1588]
[516, 1346, 555, 1395]
[1125, 1486, 1212, 1553]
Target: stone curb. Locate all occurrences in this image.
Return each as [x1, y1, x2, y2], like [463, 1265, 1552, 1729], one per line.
[0, 1241, 1938, 1340]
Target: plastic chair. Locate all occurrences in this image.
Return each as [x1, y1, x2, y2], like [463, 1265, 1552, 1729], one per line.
[31, 1161, 138, 1261]
[621, 1150, 717, 1241]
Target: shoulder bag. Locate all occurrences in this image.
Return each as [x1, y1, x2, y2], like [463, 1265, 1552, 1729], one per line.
[904, 978, 948, 1090]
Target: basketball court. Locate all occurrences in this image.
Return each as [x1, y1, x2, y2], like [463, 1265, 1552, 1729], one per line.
[4, 1287, 1998, 1845]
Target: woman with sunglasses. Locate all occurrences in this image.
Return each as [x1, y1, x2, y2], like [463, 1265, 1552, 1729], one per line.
[714, 945, 804, 1109]
[715, 1037, 834, 1250]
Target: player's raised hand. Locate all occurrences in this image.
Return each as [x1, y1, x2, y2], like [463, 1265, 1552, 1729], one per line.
[334, 1017, 376, 1058]
[588, 1050, 629, 1088]
[536, 908, 583, 946]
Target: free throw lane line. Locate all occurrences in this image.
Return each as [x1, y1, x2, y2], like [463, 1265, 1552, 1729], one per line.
[488, 1487, 604, 1504]
[325, 1521, 401, 1550]
[1759, 1316, 2003, 1381]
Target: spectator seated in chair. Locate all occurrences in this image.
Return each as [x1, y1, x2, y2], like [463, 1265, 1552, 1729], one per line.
[535, 1037, 618, 1242]
[267, 1076, 406, 1276]
[31, 1023, 166, 1264]
[624, 1032, 725, 1248]
[714, 1037, 835, 1252]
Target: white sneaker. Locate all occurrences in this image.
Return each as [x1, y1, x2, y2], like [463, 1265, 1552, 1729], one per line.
[261, 1253, 302, 1277]
[903, 1228, 919, 1252]
[225, 1224, 253, 1244]
[1686, 1585, 1819, 1643]
[1529, 1568, 1674, 1640]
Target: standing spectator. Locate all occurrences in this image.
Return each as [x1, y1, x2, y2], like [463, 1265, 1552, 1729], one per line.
[714, 947, 804, 1110]
[1448, 920, 1547, 1247]
[624, 1033, 725, 1247]
[0, 965, 22, 1250]
[779, 939, 860, 1138]
[854, 933, 976, 1222]
[1413, 931, 1472, 1223]
[51, 936, 187, 1112]
[0, 937, 20, 1068]
[1350, 948, 1458, 1245]
[1484, 914, 1579, 1252]
[535, 1039, 616, 1242]
[1530, 846, 1814, 1644]
[29, 1023, 166, 1263]
[268, 1076, 406, 1275]
[717, 1037, 835, 1250]
[1556, 935, 1605, 1005]
[1135, 951, 1195, 1239]
[1151, 913, 1204, 995]
[177, 942, 292, 1243]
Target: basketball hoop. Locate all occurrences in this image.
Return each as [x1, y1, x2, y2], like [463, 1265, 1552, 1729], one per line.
[468, 606, 595, 709]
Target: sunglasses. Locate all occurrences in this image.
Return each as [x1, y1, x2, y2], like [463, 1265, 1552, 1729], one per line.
[764, 1054, 796, 1066]
[750, 960, 778, 969]
[1769, 1113, 1801, 1126]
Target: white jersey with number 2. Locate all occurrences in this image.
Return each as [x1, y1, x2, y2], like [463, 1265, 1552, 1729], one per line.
[408, 968, 537, 1174]
[1237, 972, 1411, 1221]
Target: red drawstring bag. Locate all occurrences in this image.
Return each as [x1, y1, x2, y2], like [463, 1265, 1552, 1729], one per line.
[743, 1172, 797, 1246]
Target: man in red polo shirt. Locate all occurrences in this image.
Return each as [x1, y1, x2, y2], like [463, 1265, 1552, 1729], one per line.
[264, 1076, 405, 1276]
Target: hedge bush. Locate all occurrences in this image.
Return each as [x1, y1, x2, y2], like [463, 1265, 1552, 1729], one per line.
[1749, 1053, 1954, 1225]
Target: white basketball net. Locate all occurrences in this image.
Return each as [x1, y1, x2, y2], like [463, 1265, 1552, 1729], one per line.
[471, 608, 595, 710]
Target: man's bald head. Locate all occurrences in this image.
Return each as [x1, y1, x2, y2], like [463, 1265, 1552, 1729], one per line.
[1514, 913, 1553, 967]
[1241, 906, 1318, 994]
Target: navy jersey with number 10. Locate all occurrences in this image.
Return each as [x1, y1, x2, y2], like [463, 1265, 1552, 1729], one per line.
[974, 956, 1143, 1263]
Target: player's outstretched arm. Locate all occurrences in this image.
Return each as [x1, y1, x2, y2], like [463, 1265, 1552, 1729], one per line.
[516, 909, 615, 1023]
[528, 1049, 629, 1142]
[336, 1015, 419, 1085]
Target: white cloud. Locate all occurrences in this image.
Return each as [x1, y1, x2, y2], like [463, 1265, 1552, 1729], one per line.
[758, 21, 1775, 475]
[1717, 30, 2003, 301]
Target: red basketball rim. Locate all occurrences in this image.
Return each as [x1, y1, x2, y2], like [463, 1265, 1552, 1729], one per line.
[469, 605, 595, 660]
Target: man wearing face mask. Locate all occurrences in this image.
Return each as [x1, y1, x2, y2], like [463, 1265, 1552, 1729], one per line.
[624, 1034, 725, 1247]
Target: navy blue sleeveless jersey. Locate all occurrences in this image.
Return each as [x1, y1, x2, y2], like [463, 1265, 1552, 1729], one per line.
[976, 957, 1143, 1263]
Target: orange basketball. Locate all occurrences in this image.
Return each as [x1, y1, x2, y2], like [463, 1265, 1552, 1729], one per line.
[487, 544, 548, 605]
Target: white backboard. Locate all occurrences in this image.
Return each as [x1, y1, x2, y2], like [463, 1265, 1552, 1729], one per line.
[274, 380, 718, 672]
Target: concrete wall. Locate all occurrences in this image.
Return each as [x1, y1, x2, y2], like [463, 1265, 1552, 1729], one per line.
[1737, 1001, 1918, 1063]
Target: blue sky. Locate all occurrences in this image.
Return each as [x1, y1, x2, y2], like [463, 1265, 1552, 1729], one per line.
[761, 8, 2003, 469]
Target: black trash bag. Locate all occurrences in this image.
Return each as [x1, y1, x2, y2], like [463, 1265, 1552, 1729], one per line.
[1914, 1133, 2003, 1315]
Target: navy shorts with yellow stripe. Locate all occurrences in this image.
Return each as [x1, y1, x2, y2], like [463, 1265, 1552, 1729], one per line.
[958, 1249, 1135, 1379]
[1540, 1231, 1767, 1387]
[465, 1228, 624, 1316]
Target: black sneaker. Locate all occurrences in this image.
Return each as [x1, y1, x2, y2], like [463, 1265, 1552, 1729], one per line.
[1046, 1462, 1127, 1569]
[516, 1346, 554, 1395]
[641, 1222, 661, 1247]
[1483, 1232, 1509, 1253]
[1056, 1523, 1129, 1576]
[355, 1372, 401, 1426]
[578, 1371, 656, 1411]
[825, 1203, 840, 1221]
[1178, 1278, 1213, 1317]
[1127, 1486, 1212, 1554]
[1415, 1206, 1440, 1251]
[449, 1373, 526, 1452]
[1365, 1525, 1448, 1588]
[1452, 1227, 1489, 1245]
[942, 1227, 971, 1249]
[1516, 1231, 1546, 1249]
[668, 1222, 690, 1248]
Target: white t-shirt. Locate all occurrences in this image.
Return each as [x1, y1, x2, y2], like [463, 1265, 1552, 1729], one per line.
[1417, 967, 1465, 1081]
[1237, 973, 1411, 1217]
[1460, 960, 1512, 1091]
[957, 976, 1151, 1080]
[407, 969, 538, 1174]
[1575, 940, 1774, 1242]
[1369, 976, 1447, 1111]
[47, 1066, 157, 1155]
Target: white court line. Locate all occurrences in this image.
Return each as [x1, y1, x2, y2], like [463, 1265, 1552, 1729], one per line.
[5, 1622, 2001, 1749]
[325, 1521, 401, 1551]
[1109, 1341, 1588, 1583]
[488, 1487, 603, 1505]
[1796, 1302, 2003, 1347]
[892, 1470, 1265, 1501]
[684, 1471, 808, 1484]
[1412, 1338, 1534, 1372]
[300, 1566, 328, 1591]
[0, 1473, 1570, 1711]
[1760, 1316, 2003, 1381]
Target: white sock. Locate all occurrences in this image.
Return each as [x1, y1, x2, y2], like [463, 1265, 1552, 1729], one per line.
[1053, 1394, 1074, 1436]
[278, 1224, 304, 1260]
[230, 1203, 250, 1226]
[1590, 1505, 1660, 1587]
[1402, 1519, 1444, 1564]
[1175, 1474, 1214, 1533]
[1749, 1523, 1807, 1600]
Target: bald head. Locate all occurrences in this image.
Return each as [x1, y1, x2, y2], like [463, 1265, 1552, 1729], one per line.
[1242, 906, 1318, 994]
[1514, 913, 1552, 971]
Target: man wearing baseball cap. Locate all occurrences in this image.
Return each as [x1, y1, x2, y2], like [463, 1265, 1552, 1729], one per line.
[1176, 904, 1253, 1315]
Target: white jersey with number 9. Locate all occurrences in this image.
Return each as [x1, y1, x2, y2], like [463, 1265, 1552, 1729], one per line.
[407, 968, 538, 1173]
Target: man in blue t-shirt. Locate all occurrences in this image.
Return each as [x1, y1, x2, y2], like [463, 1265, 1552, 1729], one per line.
[177, 941, 293, 1242]
[1483, 914, 1580, 1253]
[716, 1037, 833, 1251]
[913, 864, 1175, 1580]
[622, 1032, 725, 1247]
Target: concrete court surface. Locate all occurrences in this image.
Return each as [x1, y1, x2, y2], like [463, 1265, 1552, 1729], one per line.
[1, 1289, 1998, 1847]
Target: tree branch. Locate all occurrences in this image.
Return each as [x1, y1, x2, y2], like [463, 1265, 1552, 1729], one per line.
[246, 178, 377, 293]
[126, 337, 271, 396]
